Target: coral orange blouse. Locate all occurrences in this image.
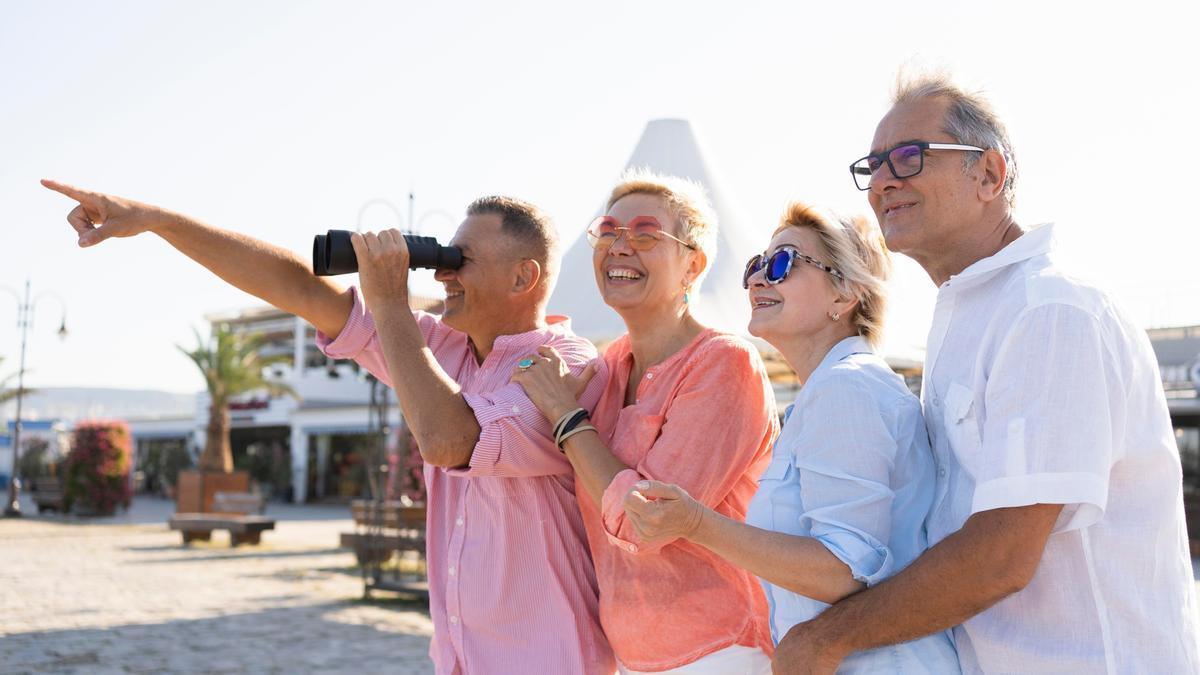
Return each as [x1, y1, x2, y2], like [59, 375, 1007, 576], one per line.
[579, 329, 778, 671]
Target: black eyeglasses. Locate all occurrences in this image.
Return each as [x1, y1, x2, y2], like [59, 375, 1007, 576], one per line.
[849, 141, 985, 191]
[743, 246, 843, 289]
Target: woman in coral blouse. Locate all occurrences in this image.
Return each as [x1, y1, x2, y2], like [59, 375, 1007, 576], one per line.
[512, 170, 777, 674]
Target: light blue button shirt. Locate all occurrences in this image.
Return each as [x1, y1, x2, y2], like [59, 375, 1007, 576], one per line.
[746, 336, 960, 673]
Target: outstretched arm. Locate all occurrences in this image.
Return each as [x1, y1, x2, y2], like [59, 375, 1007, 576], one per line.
[42, 179, 352, 338]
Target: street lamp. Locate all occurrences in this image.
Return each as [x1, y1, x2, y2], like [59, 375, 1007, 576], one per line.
[357, 193, 456, 238]
[3, 280, 68, 517]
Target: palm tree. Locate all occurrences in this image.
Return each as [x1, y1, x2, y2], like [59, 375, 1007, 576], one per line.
[0, 356, 34, 406]
[178, 325, 297, 473]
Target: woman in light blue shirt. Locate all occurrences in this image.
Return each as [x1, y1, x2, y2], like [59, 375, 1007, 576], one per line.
[623, 203, 959, 673]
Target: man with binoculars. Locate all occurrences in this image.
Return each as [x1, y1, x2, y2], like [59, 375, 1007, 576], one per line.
[41, 179, 616, 674]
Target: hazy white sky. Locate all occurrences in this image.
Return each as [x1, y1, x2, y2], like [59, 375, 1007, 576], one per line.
[3, 0, 1198, 393]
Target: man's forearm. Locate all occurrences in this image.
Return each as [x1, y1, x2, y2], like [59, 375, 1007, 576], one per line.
[781, 504, 1062, 662]
[794, 524, 1003, 658]
[372, 307, 481, 468]
[155, 211, 351, 337]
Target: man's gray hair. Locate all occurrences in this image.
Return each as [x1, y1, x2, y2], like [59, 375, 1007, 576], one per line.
[893, 70, 1018, 208]
[466, 195, 560, 288]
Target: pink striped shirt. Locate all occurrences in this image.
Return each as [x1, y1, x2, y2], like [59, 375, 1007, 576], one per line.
[318, 287, 615, 675]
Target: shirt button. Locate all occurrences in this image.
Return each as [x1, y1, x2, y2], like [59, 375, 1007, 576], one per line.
[932, 396, 941, 406]
[449, 615, 459, 625]
[456, 517, 464, 526]
[939, 467, 947, 477]
[628, 543, 637, 553]
[511, 405, 519, 413]
[448, 566, 456, 576]
[646, 372, 654, 379]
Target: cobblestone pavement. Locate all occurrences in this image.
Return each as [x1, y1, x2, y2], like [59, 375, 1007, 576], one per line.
[0, 496, 434, 674]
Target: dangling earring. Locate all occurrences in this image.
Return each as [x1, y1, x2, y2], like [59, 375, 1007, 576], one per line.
[829, 311, 840, 321]
[684, 289, 691, 305]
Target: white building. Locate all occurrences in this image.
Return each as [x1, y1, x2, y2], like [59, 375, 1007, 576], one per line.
[128, 299, 441, 503]
[0, 419, 70, 487]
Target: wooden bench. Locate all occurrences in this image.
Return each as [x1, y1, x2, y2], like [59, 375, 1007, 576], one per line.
[339, 531, 426, 564]
[342, 500, 426, 565]
[169, 513, 276, 546]
[212, 491, 266, 515]
[33, 477, 66, 513]
[350, 500, 426, 529]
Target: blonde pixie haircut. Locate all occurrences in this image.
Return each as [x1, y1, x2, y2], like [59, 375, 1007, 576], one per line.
[773, 203, 891, 350]
[606, 168, 718, 292]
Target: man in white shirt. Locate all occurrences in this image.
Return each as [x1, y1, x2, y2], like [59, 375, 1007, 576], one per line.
[773, 72, 1200, 674]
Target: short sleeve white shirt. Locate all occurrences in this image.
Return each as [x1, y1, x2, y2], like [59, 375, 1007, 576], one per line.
[922, 223, 1200, 673]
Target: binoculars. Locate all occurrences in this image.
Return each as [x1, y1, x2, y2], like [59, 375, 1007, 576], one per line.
[312, 230, 463, 276]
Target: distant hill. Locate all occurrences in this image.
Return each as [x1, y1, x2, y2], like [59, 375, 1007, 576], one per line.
[0, 387, 196, 424]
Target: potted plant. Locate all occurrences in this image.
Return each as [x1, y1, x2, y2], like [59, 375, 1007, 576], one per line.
[63, 421, 133, 516]
[175, 324, 296, 512]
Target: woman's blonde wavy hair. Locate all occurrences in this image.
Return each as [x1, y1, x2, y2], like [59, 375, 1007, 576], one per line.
[774, 202, 891, 350]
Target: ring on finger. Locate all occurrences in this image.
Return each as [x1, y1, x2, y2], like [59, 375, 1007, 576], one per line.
[517, 358, 535, 371]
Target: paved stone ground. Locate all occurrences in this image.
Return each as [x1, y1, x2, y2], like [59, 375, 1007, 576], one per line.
[4, 495, 1199, 674]
[0, 495, 434, 674]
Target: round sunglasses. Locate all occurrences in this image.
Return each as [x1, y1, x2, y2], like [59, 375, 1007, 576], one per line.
[743, 247, 843, 289]
[586, 215, 696, 252]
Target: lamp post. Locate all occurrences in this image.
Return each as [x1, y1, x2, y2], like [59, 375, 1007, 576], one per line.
[3, 280, 68, 517]
[357, 193, 455, 238]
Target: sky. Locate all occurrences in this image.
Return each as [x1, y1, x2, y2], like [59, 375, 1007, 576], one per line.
[3, 0, 1198, 394]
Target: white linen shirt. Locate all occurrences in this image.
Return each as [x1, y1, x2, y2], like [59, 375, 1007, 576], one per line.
[922, 223, 1200, 673]
[746, 336, 960, 673]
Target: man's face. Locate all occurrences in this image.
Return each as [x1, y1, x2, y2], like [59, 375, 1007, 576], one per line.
[866, 96, 984, 260]
[433, 213, 518, 336]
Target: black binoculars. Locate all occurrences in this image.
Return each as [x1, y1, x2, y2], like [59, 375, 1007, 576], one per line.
[312, 230, 463, 276]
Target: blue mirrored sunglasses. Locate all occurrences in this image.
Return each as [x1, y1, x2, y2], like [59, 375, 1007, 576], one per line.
[743, 247, 843, 289]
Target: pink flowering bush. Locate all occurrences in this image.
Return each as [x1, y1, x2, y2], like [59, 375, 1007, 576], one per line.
[400, 434, 427, 504]
[63, 420, 133, 515]
[385, 430, 426, 505]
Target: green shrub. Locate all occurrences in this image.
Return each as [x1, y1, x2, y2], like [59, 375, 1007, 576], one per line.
[141, 438, 193, 495]
[159, 441, 193, 496]
[17, 437, 53, 482]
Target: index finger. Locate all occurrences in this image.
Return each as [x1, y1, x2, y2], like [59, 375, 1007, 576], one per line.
[41, 179, 94, 203]
[350, 231, 366, 258]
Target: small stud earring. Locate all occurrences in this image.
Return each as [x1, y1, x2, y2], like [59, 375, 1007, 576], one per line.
[830, 312, 840, 321]
[684, 289, 691, 305]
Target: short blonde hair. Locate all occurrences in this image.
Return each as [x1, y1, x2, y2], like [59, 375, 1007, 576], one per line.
[773, 203, 891, 349]
[606, 168, 718, 291]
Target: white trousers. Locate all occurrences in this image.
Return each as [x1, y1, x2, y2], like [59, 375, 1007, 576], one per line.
[618, 644, 772, 675]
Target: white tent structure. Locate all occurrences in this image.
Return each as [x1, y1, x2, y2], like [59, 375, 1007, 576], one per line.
[549, 118, 760, 342]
